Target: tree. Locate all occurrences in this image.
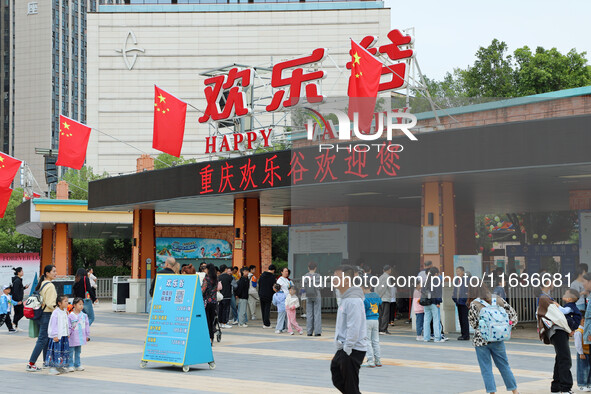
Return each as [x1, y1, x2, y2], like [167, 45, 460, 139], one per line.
[424, 39, 591, 100]
[514, 46, 591, 96]
[154, 153, 196, 170]
[0, 188, 41, 253]
[61, 166, 108, 200]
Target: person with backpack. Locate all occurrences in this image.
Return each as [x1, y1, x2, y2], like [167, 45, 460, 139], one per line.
[27, 264, 58, 372]
[302, 261, 322, 336]
[0, 284, 21, 332]
[73, 268, 96, 326]
[468, 283, 518, 394]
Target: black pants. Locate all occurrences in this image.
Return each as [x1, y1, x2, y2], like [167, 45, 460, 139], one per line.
[0, 313, 13, 331]
[379, 302, 390, 332]
[205, 303, 217, 342]
[330, 349, 366, 394]
[550, 330, 572, 392]
[457, 304, 469, 338]
[389, 301, 397, 322]
[13, 304, 24, 328]
[260, 297, 272, 327]
[219, 299, 231, 324]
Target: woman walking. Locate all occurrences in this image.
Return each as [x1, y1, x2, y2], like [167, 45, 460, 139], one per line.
[26, 265, 57, 372]
[11, 267, 29, 330]
[201, 263, 219, 344]
[73, 268, 96, 326]
[468, 283, 519, 394]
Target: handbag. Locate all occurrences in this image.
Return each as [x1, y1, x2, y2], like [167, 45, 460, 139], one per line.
[216, 291, 224, 302]
[418, 288, 432, 306]
[84, 278, 91, 299]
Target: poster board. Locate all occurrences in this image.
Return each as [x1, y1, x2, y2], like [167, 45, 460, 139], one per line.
[142, 274, 214, 369]
[422, 226, 439, 254]
[0, 253, 40, 294]
[156, 238, 232, 270]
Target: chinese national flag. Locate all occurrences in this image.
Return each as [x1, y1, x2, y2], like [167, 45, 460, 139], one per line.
[348, 39, 383, 133]
[0, 187, 12, 218]
[153, 86, 187, 158]
[56, 115, 92, 170]
[0, 152, 22, 188]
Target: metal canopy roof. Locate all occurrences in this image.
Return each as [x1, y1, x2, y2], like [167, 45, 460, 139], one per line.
[88, 114, 591, 216]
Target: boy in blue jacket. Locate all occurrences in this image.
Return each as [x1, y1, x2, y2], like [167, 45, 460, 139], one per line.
[0, 285, 20, 333]
[362, 285, 382, 367]
[272, 283, 287, 334]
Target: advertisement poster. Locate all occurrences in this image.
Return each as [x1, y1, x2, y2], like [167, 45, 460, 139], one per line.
[0, 253, 40, 294]
[143, 274, 213, 368]
[156, 237, 232, 268]
[422, 226, 439, 254]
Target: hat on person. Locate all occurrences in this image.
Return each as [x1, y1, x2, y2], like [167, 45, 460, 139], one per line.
[1, 284, 10, 291]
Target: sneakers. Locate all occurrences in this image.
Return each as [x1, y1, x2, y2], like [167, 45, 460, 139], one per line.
[375, 360, 382, 367]
[221, 324, 233, 329]
[262, 325, 271, 329]
[301, 314, 307, 318]
[457, 336, 469, 341]
[361, 362, 376, 368]
[238, 324, 248, 328]
[299, 330, 303, 335]
[290, 332, 294, 335]
[314, 334, 321, 336]
[230, 320, 238, 325]
[416, 336, 422, 341]
[434, 338, 448, 343]
[307, 333, 313, 336]
[75, 366, 85, 371]
[48, 368, 60, 375]
[8, 329, 16, 333]
[579, 388, 591, 392]
[26, 364, 42, 372]
[275, 330, 282, 334]
[66, 366, 75, 372]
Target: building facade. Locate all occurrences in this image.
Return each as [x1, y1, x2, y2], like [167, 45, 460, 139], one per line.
[86, 1, 391, 175]
[10, 0, 98, 189]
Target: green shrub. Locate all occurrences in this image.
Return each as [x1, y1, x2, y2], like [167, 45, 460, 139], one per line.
[93, 266, 132, 278]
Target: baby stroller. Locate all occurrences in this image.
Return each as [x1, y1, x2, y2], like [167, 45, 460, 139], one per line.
[212, 307, 222, 343]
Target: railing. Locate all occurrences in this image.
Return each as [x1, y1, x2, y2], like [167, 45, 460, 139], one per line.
[507, 284, 569, 323]
[96, 278, 113, 298]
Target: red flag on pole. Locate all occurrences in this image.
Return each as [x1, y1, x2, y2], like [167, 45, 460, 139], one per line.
[0, 152, 22, 189]
[348, 39, 383, 133]
[153, 86, 188, 158]
[56, 115, 92, 170]
[0, 187, 12, 218]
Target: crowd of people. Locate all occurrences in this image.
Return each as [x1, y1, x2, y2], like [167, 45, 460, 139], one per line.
[11, 259, 591, 393]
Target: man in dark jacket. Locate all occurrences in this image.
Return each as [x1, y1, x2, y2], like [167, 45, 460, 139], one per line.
[149, 257, 176, 297]
[258, 264, 277, 328]
[218, 265, 234, 327]
[235, 267, 250, 327]
[452, 266, 469, 340]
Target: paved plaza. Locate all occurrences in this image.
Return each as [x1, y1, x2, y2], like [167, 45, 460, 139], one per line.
[0, 305, 582, 393]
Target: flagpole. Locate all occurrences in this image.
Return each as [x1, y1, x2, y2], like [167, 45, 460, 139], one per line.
[186, 102, 204, 113]
[92, 127, 172, 168]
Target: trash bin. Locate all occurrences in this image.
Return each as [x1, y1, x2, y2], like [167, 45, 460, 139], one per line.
[112, 276, 130, 312]
[52, 276, 75, 300]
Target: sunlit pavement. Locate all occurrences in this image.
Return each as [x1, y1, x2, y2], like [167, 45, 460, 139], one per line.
[0, 303, 582, 393]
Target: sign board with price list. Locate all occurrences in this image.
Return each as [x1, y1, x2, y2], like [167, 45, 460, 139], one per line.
[142, 274, 214, 368]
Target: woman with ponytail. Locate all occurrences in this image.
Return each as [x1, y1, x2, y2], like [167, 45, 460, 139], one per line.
[26, 264, 57, 372]
[11, 267, 29, 330]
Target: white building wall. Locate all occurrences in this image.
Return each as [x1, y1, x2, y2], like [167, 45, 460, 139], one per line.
[87, 7, 391, 175]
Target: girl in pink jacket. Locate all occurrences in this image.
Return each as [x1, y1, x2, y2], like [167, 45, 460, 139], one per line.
[67, 297, 90, 372]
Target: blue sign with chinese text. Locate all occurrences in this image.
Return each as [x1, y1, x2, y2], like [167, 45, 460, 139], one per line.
[142, 274, 213, 367]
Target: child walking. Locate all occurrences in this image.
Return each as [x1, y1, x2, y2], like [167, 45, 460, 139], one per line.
[412, 284, 424, 341]
[575, 317, 591, 391]
[362, 285, 382, 367]
[46, 295, 70, 375]
[0, 284, 20, 333]
[272, 283, 286, 334]
[285, 287, 303, 335]
[67, 297, 90, 372]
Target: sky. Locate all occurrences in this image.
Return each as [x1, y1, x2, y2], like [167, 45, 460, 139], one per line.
[382, 0, 591, 80]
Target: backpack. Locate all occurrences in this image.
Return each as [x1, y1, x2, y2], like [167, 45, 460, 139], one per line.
[23, 282, 50, 320]
[418, 287, 433, 306]
[302, 273, 321, 299]
[476, 297, 512, 342]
